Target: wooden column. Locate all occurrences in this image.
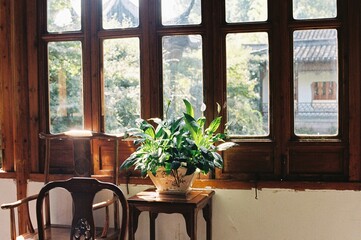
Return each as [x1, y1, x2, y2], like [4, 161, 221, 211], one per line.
[0, 0, 29, 232]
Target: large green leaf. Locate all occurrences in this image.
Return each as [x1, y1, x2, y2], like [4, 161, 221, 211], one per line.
[217, 142, 238, 151]
[120, 154, 138, 169]
[144, 127, 155, 139]
[183, 99, 194, 117]
[206, 116, 222, 134]
[171, 161, 181, 170]
[212, 152, 223, 168]
[183, 113, 199, 139]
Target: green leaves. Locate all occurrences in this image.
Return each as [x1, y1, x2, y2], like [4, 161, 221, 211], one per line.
[206, 116, 222, 134]
[120, 99, 237, 177]
[183, 99, 194, 117]
[217, 142, 238, 151]
[183, 113, 202, 145]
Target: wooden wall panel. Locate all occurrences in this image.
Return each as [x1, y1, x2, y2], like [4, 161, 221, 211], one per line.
[217, 143, 275, 180]
[289, 150, 344, 174]
[93, 141, 116, 176]
[287, 144, 347, 181]
[48, 140, 74, 174]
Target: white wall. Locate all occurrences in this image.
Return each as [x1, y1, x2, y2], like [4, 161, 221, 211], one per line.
[0, 179, 17, 239]
[1, 179, 361, 240]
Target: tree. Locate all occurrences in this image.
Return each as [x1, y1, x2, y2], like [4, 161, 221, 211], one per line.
[48, 41, 83, 133]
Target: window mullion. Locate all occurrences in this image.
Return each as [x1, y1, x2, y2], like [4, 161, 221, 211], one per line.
[140, 0, 157, 119]
[87, 0, 101, 131]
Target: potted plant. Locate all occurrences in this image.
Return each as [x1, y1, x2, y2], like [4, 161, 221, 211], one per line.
[120, 99, 236, 194]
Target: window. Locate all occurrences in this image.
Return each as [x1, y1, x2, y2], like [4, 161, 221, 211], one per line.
[34, 0, 361, 184]
[162, 34, 203, 117]
[311, 82, 337, 101]
[103, 38, 141, 134]
[48, 41, 84, 133]
[293, 29, 338, 136]
[293, 0, 337, 20]
[226, 32, 269, 136]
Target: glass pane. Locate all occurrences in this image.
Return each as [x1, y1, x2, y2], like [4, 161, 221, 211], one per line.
[103, 38, 140, 134]
[162, 35, 203, 118]
[226, 0, 267, 23]
[48, 41, 83, 133]
[162, 0, 201, 26]
[102, 0, 139, 29]
[226, 32, 269, 136]
[293, 0, 337, 20]
[47, 0, 81, 32]
[293, 29, 338, 136]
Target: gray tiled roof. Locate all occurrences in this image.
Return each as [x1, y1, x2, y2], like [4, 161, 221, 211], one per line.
[293, 29, 337, 62]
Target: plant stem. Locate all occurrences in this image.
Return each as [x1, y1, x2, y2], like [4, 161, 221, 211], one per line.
[171, 169, 181, 187]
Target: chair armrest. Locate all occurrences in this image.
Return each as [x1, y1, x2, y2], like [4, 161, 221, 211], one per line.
[1, 193, 38, 239]
[92, 197, 115, 211]
[1, 194, 38, 209]
[92, 196, 118, 238]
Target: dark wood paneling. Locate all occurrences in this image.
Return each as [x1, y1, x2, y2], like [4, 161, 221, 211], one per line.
[289, 150, 344, 174]
[48, 140, 74, 174]
[93, 140, 116, 175]
[287, 144, 347, 181]
[217, 143, 275, 180]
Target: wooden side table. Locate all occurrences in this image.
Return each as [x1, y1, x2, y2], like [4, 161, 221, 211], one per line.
[128, 188, 215, 240]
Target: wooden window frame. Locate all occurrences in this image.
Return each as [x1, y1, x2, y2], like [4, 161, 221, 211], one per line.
[1, 0, 361, 189]
[33, 0, 361, 184]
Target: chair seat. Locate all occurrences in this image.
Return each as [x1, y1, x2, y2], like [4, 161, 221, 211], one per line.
[16, 226, 69, 240]
[17, 225, 120, 240]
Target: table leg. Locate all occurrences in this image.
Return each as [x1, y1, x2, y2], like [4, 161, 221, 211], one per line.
[129, 205, 141, 240]
[149, 212, 158, 240]
[182, 210, 197, 240]
[203, 199, 213, 240]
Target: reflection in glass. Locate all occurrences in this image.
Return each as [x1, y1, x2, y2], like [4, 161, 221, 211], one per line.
[47, 0, 81, 32]
[161, 0, 201, 26]
[162, 35, 203, 119]
[48, 41, 83, 133]
[102, 0, 139, 29]
[226, 32, 269, 136]
[226, 0, 267, 23]
[293, 0, 337, 20]
[293, 29, 338, 136]
[103, 38, 140, 134]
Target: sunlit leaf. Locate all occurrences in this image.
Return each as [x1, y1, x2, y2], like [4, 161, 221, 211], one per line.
[217, 142, 238, 151]
[183, 99, 194, 117]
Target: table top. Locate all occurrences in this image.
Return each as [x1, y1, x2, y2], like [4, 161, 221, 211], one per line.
[128, 188, 215, 205]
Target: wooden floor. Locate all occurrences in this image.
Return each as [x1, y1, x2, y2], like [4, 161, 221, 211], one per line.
[19, 226, 119, 240]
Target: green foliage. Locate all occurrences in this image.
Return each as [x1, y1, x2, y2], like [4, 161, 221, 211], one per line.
[226, 0, 267, 22]
[226, 34, 268, 135]
[48, 41, 83, 133]
[293, 0, 336, 19]
[120, 99, 237, 176]
[47, 0, 80, 32]
[48, 0, 273, 137]
[103, 38, 140, 133]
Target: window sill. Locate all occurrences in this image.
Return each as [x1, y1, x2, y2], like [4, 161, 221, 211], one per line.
[120, 177, 361, 191]
[0, 171, 16, 178]
[11, 173, 361, 191]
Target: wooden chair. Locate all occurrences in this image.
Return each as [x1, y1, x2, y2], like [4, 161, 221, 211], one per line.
[1, 130, 122, 240]
[36, 177, 128, 240]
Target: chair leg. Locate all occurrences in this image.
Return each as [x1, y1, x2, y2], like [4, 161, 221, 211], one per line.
[10, 209, 16, 240]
